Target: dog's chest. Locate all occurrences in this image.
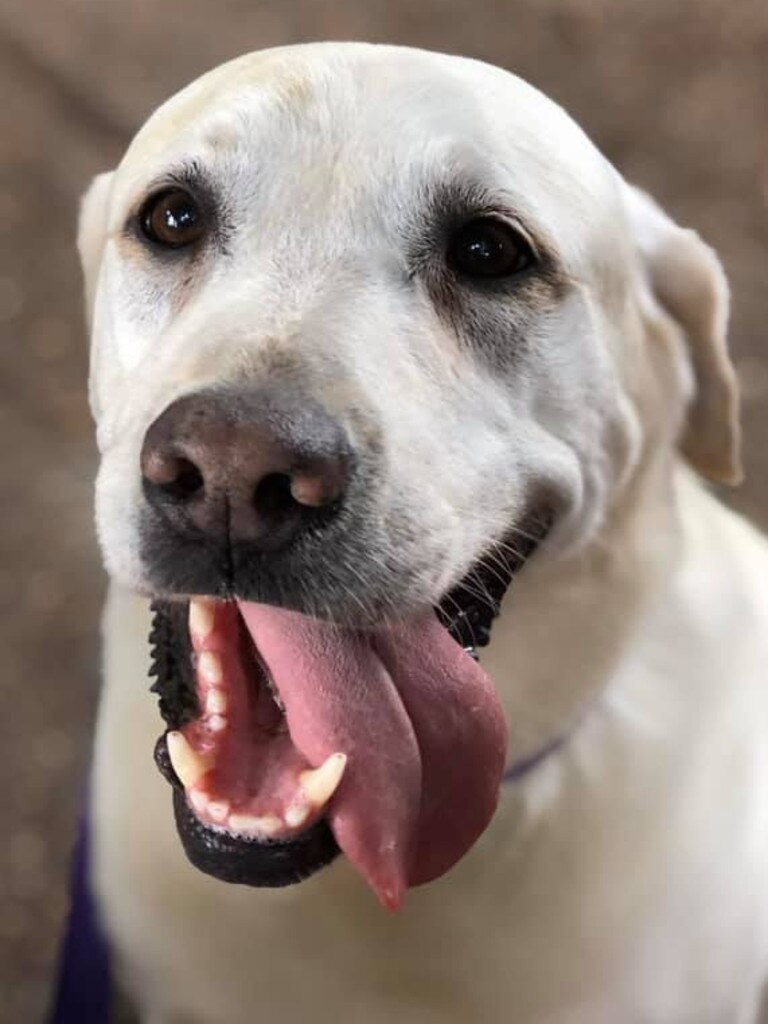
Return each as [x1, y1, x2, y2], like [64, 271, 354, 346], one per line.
[96, 756, 765, 1024]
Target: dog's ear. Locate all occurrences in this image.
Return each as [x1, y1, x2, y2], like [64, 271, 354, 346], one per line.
[624, 185, 742, 486]
[77, 171, 114, 331]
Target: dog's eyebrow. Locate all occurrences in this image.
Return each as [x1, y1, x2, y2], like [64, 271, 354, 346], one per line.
[143, 159, 209, 198]
[421, 178, 512, 223]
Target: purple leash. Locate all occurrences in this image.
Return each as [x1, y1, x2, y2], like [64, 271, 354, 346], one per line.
[48, 808, 112, 1024]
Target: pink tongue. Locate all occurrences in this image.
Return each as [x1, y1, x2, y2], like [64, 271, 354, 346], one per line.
[236, 602, 508, 909]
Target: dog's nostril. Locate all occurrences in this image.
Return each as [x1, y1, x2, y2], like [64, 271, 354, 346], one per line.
[144, 452, 205, 502]
[253, 465, 347, 525]
[165, 458, 205, 501]
[253, 473, 298, 521]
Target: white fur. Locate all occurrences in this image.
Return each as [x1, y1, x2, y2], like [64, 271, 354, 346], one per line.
[80, 43, 768, 1022]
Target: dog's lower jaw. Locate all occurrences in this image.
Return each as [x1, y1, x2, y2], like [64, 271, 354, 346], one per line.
[173, 789, 340, 886]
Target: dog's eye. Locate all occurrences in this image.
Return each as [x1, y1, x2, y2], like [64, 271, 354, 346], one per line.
[139, 188, 205, 249]
[446, 218, 533, 279]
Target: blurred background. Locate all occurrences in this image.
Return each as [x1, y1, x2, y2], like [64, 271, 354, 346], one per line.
[1, 0, 766, 1019]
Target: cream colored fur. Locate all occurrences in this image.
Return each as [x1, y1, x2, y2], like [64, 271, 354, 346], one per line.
[79, 44, 768, 1022]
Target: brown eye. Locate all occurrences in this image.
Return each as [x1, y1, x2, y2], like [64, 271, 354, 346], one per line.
[447, 217, 533, 279]
[139, 188, 204, 249]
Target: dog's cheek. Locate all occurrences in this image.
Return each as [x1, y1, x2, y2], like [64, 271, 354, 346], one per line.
[511, 339, 644, 551]
[386, 432, 525, 587]
[89, 328, 160, 443]
[92, 248, 179, 381]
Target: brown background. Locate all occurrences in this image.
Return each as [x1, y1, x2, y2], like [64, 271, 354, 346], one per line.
[1, 1, 766, 1019]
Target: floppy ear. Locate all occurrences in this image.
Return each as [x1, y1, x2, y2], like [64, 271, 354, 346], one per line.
[624, 185, 742, 486]
[77, 171, 114, 331]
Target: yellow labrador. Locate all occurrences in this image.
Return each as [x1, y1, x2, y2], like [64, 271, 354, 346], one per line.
[77, 43, 768, 1023]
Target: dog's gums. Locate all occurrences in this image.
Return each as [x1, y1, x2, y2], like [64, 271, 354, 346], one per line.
[148, 528, 545, 907]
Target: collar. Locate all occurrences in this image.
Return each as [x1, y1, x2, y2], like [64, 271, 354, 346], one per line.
[502, 731, 570, 784]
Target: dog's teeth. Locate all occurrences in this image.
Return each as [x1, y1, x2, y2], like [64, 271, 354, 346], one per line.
[256, 814, 283, 836]
[299, 753, 347, 809]
[208, 714, 227, 732]
[206, 689, 227, 715]
[189, 598, 215, 639]
[284, 804, 310, 829]
[167, 731, 214, 788]
[228, 812, 283, 838]
[189, 789, 209, 815]
[198, 651, 223, 685]
[207, 799, 230, 822]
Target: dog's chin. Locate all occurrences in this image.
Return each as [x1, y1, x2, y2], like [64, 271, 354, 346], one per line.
[145, 520, 549, 903]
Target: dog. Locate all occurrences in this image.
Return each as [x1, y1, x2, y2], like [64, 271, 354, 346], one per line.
[76, 42, 768, 1023]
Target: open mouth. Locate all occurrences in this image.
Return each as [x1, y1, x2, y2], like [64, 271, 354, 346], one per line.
[149, 530, 544, 909]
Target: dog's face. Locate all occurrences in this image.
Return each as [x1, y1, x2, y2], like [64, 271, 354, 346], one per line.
[79, 44, 740, 905]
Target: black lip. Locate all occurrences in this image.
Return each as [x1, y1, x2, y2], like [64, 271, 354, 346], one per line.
[434, 518, 549, 653]
[172, 787, 340, 886]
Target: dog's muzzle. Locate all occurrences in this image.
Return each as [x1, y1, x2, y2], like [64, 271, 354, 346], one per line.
[138, 385, 549, 906]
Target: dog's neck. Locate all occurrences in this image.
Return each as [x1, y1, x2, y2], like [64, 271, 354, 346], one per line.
[482, 453, 685, 766]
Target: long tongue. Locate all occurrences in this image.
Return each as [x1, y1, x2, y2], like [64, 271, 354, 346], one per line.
[236, 603, 508, 908]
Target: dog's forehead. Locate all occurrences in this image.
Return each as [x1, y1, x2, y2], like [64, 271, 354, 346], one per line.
[112, 44, 618, 248]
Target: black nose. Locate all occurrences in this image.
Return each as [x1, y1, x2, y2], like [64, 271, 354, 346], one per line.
[140, 389, 352, 552]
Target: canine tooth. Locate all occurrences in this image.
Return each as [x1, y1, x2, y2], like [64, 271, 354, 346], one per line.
[229, 813, 283, 837]
[189, 598, 215, 639]
[206, 689, 227, 715]
[189, 790, 209, 815]
[208, 714, 227, 733]
[167, 731, 214, 788]
[285, 804, 310, 829]
[299, 753, 347, 809]
[207, 799, 230, 822]
[198, 651, 223, 685]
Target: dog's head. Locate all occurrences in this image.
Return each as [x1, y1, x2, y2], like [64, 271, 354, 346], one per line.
[79, 43, 740, 906]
